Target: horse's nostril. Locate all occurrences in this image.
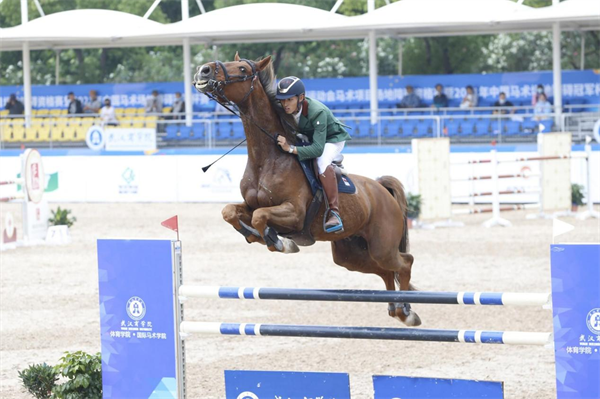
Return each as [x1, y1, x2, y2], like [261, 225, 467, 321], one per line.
[201, 65, 211, 76]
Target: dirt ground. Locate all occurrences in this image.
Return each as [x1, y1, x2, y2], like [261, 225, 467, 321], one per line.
[1, 202, 598, 398]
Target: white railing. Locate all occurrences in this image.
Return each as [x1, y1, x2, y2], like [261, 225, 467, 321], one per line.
[1, 107, 596, 149]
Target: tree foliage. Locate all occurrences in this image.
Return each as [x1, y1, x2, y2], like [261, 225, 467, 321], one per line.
[0, 0, 598, 86]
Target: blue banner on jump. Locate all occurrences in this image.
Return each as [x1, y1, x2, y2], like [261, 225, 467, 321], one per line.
[373, 375, 504, 399]
[97, 239, 181, 399]
[2, 70, 598, 110]
[550, 244, 600, 399]
[224, 370, 351, 399]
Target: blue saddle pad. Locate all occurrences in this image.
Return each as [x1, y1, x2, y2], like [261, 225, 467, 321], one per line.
[298, 159, 357, 196]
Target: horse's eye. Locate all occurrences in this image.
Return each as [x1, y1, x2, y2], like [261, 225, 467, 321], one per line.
[240, 67, 246, 73]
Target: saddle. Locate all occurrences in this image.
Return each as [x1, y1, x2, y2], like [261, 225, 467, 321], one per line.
[280, 135, 356, 247]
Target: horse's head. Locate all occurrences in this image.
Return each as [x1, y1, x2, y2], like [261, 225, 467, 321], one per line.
[194, 52, 272, 105]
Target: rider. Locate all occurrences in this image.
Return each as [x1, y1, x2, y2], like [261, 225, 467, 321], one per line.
[275, 76, 351, 234]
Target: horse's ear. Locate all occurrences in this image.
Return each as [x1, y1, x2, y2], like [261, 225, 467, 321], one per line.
[256, 56, 272, 72]
[234, 52, 240, 61]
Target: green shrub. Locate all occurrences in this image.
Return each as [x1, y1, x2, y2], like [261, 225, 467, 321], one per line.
[18, 363, 58, 399]
[406, 193, 422, 219]
[48, 207, 77, 227]
[52, 351, 102, 399]
[571, 183, 585, 206]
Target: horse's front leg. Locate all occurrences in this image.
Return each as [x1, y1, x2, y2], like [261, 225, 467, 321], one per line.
[251, 202, 303, 254]
[222, 203, 266, 245]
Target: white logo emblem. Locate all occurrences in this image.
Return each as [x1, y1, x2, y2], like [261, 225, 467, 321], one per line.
[587, 308, 600, 335]
[236, 392, 259, 399]
[86, 125, 105, 150]
[126, 296, 146, 321]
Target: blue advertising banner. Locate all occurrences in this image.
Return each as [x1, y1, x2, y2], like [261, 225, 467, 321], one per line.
[2, 70, 598, 111]
[224, 370, 351, 399]
[97, 239, 181, 399]
[373, 375, 504, 399]
[551, 244, 600, 399]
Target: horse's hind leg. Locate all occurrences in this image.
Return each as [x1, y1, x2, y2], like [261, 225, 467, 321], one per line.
[331, 237, 416, 325]
[365, 234, 422, 326]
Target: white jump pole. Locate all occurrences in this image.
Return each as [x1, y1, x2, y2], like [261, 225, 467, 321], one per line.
[483, 149, 511, 228]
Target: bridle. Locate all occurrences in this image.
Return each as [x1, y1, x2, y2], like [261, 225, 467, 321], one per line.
[196, 59, 258, 106]
[193, 59, 289, 145]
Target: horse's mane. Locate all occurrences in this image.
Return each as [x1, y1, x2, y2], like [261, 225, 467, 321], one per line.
[256, 58, 297, 138]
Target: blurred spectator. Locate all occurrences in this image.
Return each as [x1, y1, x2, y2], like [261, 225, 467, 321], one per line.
[431, 84, 448, 108]
[534, 93, 552, 120]
[100, 98, 119, 126]
[4, 94, 24, 115]
[67, 92, 83, 115]
[83, 90, 101, 114]
[145, 90, 163, 114]
[397, 85, 421, 108]
[531, 84, 546, 106]
[169, 92, 185, 119]
[493, 92, 515, 114]
[459, 85, 478, 108]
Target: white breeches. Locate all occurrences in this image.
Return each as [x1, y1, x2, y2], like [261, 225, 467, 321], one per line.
[317, 141, 345, 175]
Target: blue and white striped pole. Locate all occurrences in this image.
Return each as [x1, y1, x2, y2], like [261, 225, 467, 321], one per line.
[179, 286, 551, 307]
[180, 322, 552, 346]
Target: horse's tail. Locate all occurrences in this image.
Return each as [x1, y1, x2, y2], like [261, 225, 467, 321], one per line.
[376, 175, 409, 253]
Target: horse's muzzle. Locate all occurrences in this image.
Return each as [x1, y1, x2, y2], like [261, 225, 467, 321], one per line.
[193, 64, 214, 93]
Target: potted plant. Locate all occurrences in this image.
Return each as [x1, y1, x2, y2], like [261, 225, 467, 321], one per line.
[48, 207, 76, 227]
[47, 207, 76, 245]
[406, 193, 422, 229]
[571, 183, 584, 212]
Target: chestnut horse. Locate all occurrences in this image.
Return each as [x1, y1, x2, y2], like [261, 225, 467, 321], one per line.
[194, 54, 420, 326]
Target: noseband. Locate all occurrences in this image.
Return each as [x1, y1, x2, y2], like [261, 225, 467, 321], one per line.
[195, 59, 258, 106]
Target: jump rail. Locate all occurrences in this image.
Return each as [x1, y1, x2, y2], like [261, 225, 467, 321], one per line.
[453, 204, 539, 215]
[179, 286, 551, 307]
[463, 188, 540, 197]
[452, 153, 587, 166]
[180, 322, 552, 346]
[0, 194, 25, 202]
[451, 173, 539, 182]
[0, 180, 23, 186]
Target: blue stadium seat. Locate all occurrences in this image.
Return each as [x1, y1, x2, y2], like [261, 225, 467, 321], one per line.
[343, 120, 357, 136]
[503, 121, 522, 136]
[213, 122, 226, 140]
[539, 119, 554, 133]
[522, 118, 538, 133]
[385, 120, 402, 137]
[400, 120, 417, 137]
[416, 120, 433, 137]
[191, 123, 205, 140]
[355, 120, 372, 138]
[475, 120, 491, 136]
[443, 120, 460, 137]
[232, 122, 245, 139]
[165, 124, 179, 141]
[178, 126, 192, 140]
[459, 121, 475, 136]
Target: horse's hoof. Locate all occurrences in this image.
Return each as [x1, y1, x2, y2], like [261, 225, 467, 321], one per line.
[403, 311, 422, 327]
[281, 238, 300, 254]
[389, 305, 422, 327]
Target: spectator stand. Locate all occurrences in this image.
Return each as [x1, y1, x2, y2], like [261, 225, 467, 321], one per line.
[0, 102, 595, 150]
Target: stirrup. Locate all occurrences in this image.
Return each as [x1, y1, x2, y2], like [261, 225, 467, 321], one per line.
[325, 210, 344, 233]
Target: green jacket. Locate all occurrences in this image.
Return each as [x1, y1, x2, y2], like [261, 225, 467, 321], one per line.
[296, 97, 351, 161]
